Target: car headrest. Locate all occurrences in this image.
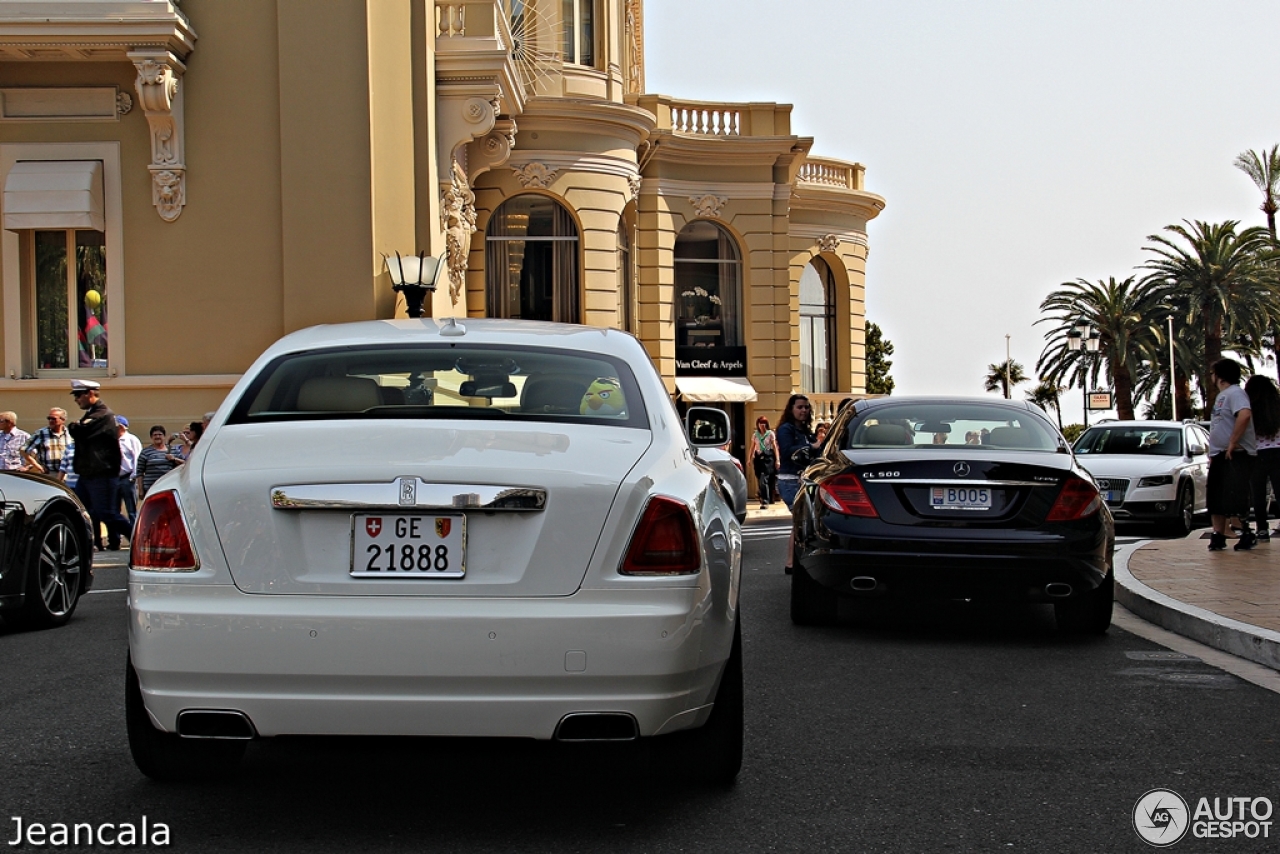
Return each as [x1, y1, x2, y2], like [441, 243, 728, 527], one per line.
[863, 424, 914, 445]
[986, 426, 1035, 448]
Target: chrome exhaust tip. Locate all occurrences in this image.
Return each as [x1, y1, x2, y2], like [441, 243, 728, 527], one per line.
[1044, 582, 1074, 598]
[850, 576, 878, 592]
[554, 712, 639, 742]
[176, 710, 256, 740]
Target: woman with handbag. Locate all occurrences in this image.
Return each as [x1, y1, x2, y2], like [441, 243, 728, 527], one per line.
[776, 394, 820, 573]
[748, 416, 780, 508]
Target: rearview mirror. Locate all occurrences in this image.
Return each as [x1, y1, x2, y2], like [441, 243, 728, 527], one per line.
[685, 407, 731, 448]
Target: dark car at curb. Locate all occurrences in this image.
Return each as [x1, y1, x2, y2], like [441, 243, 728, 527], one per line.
[0, 470, 94, 629]
[788, 396, 1114, 633]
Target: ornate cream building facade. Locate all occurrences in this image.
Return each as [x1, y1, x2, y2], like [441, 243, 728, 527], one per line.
[0, 0, 882, 462]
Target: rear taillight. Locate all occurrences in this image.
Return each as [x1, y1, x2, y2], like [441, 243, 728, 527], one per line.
[818, 473, 878, 517]
[131, 490, 200, 571]
[619, 496, 701, 575]
[1046, 477, 1101, 522]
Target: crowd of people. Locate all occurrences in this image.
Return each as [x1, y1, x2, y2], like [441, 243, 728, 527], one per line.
[1206, 357, 1280, 552]
[0, 379, 213, 551]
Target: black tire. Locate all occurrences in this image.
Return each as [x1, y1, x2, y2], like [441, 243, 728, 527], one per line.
[790, 562, 838, 626]
[1163, 482, 1194, 537]
[679, 620, 743, 786]
[126, 660, 246, 782]
[1054, 571, 1114, 635]
[15, 513, 87, 629]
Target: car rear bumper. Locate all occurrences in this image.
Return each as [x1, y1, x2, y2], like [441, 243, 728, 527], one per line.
[1108, 499, 1181, 521]
[127, 583, 729, 740]
[798, 523, 1111, 602]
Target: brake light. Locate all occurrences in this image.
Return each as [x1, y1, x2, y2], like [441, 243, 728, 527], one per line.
[131, 490, 200, 571]
[818, 473, 878, 517]
[1046, 477, 1101, 522]
[619, 496, 701, 575]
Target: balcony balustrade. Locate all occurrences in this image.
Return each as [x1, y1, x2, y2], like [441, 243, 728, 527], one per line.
[797, 157, 865, 191]
[632, 94, 793, 138]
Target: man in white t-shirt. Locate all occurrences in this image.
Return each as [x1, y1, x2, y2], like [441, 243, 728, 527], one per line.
[1207, 358, 1257, 551]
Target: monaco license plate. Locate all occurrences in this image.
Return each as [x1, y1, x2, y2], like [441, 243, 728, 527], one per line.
[930, 486, 992, 511]
[352, 513, 466, 578]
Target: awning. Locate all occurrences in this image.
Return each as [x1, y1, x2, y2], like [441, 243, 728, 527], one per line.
[4, 160, 104, 231]
[675, 376, 758, 402]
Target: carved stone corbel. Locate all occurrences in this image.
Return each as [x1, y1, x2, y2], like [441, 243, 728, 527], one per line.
[440, 160, 477, 307]
[436, 91, 498, 186]
[627, 173, 643, 202]
[129, 49, 186, 222]
[818, 234, 841, 253]
[467, 116, 517, 183]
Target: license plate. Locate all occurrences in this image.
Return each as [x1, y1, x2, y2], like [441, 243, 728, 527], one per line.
[930, 486, 992, 511]
[351, 514, 466, 578]
[1105, 491, 1121, 504]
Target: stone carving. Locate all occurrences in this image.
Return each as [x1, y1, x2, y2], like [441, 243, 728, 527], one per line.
[624, 0, 644, 95]
[130, 50, 186, 221]
[441, 160, 477, 306]
[512, 162, 559, 189]
[464, 96, 493, 125]
[116, 91, 133, 115]
[818, 234, 841, 253]
[628, 173, 642, 201]
[152, 169, 184, 222]
[688, 194, 727, 219]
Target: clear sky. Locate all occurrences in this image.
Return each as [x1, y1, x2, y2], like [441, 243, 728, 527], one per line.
[643, 0, 1278, 423]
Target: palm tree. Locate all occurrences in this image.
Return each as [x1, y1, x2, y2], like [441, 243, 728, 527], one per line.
[1234, 145, 1280, 384]
[983, 360, 1028, 399]
[1142, 220, 1277, 413]
[1036, 277, 1166, 421]
[1026, 376, 1066, 428]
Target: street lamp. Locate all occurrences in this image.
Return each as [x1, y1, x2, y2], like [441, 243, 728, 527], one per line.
[1066, 316, 1100, 427]
[1167, 314, 1177, 421]
[384, 251, 444, 319]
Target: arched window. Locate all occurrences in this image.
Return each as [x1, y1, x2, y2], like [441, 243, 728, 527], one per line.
[799, 257, 836, 392]
[485, 195, 579, 322]
[674, 221, 742, 349]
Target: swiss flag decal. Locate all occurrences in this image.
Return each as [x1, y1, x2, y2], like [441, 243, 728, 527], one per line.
[366, 517, 382, 537]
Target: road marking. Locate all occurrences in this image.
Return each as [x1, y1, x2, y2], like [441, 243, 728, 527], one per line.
[1114, 605, 1280, 695]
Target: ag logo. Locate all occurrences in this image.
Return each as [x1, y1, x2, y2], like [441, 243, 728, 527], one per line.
[365, 517, 382, 537]
[1133, 788, 1190, 847]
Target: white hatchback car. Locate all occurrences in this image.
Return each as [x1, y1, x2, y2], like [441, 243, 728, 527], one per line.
[1072, 420, 1210, 535]
[126, 319, 743, 783]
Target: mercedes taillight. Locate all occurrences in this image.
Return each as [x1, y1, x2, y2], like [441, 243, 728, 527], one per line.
[1046, 477, 1102, 522]
[818, 473, 879, 518]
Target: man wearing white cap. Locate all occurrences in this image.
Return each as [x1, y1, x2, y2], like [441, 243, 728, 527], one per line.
[67, 380, 129, 550]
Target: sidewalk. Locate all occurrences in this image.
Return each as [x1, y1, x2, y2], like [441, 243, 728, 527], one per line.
[1117, 530, 1280, 671]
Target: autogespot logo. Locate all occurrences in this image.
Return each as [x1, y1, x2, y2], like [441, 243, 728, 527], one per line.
[1134, 789, 1190, 847]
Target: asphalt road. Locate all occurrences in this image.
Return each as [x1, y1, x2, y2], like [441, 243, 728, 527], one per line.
[2, 523, 1277, 853]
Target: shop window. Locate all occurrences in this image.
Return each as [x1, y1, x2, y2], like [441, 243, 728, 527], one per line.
[800, 257, 836, 392]
[485, 194, 580, 322]
[675, 221, 742, 349]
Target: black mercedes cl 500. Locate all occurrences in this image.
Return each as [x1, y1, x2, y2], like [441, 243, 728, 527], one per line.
[0, 470, 94, 629]
[789, 397, 1114, 633]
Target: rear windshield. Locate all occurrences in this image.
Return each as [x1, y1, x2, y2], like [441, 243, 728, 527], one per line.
[843, 403, 1060, 452]
[1074, 426, 1183, 456]
[226, 344, 648, 428]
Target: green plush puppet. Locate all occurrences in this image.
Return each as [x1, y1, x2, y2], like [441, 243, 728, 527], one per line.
[580, 377, 626, 417]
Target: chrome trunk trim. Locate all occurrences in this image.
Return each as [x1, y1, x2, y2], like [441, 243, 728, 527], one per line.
[271, 478, 547, 511]
[858, 479, 1058, 487]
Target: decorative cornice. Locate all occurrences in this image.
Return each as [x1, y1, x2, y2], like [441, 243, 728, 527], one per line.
[0, 1, 197, 61]
[506, 151, 640, 182]
[129, 49, 186, 222]
[511, 161, 559, 189]
[688, 194, 728, 219]
[789, 224, 869, 249]
[641, 177, 782, 201]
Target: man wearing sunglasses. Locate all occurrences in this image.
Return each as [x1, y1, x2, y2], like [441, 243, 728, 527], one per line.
[22, 407, 70, 478]
[67, 380, 130, 550]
